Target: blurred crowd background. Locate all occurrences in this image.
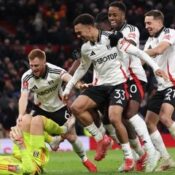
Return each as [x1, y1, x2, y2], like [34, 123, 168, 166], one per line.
[0, 0, 175, 137]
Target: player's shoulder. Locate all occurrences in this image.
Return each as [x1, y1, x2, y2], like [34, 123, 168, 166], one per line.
[101, 31, 112, 37]
[47, 63, 65, 74]
[22, 69, 33, 81]
[162, 27, 175, 35]
[47, 62, 60, 70]
[81, 42, 89, 53]
[123, 24, 138, 32]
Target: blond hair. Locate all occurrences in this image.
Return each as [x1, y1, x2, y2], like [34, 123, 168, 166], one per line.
[28, 49, 46, 61]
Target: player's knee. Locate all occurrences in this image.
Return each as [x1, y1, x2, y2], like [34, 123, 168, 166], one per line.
[159, 115, 172, 127]
[109, 113, 122, 125]
[70, 103, 83, 115]
[20, 115, 32, 131]
[31, 115, 43, 127]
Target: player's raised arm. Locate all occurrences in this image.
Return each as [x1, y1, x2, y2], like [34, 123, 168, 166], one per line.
[62, 54, 92, 102]
[117, 38, 168, 81]
[145, 41, 170, 57]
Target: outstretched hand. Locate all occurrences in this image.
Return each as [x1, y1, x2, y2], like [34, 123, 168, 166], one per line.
[78, 83, 93, 90]
[62, 88, 70, 104]
[108, 31, 123, 47]
[155, 69, 169, 81]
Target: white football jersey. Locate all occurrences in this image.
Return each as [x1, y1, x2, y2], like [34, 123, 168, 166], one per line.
[21, 63, 66, 112]
[144, 27, 175, 90]
[119, 23, 147, 83]
[81, 31, 127, 86]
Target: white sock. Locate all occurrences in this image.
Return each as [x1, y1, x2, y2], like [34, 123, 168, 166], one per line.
[98, 123, 106, 135]
[104, 124, 120, 144]
[121, 142, 133, 159]
[71, 138, 87, 162]
[85, 122, 103, 142]
[129, 137, 145, 156]
[150, 130, 170, 159]
[168, 122, 175, 138]
[129, 114, 155, 153]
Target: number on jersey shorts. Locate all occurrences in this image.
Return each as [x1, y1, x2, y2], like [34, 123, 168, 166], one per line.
[30, 105, 71, 125]
[128, 80, 147, 103]
[147, 86, 175, 114]
[81, 83, 128, 108]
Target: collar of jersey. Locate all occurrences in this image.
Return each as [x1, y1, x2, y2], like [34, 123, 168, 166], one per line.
[113, 21, 127, 32]
[154, 26, 165, 38]
[33, 65, 49, 79]
[90, 29, 102, 45]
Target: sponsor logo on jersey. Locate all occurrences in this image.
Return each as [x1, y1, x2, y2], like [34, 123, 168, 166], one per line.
[31, 85, 38, 91]
[48, 80, 54, 85]
[116, 99, 123, 104]
[148, 45, 152, 49]
[90, 51, 96, 56]
[94, 53, 117, 65]
[37, 84, 58, 96]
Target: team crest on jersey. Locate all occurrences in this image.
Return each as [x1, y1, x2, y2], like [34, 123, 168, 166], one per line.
[33, 151, 40, 157]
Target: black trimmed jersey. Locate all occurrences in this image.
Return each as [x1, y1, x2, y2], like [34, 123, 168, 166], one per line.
[144, 27, 175, 90]
[119, 23, 147, 83]
[81, 31, 127, 86]
[21, 63, 66, 112]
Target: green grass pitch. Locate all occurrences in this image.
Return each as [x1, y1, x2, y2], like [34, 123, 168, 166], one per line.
[44, 149, 175, 175]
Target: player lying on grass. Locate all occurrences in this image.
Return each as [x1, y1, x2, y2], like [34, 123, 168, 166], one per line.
[0, 113, 74, 175]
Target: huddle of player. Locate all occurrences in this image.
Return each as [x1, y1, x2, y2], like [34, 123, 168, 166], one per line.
[1, 1, 175, 174]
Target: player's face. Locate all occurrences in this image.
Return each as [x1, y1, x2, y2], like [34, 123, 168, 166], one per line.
[74, 24, 92, 41]
[29, 57, 46, 78]
[145, 16, 162, 36]
[108, 6, 125, 29]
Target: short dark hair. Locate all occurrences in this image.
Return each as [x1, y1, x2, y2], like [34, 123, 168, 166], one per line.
[73, 13, 95, 26]
[145, 10, 164, 22]
[95, 12, 108, 23]
[109, 1, 126, 13]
